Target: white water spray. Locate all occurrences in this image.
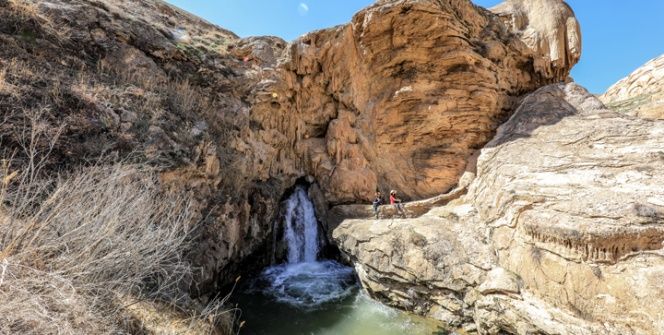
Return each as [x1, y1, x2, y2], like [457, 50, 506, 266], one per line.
[283, 185, 319, 263]
[256, 184, 356, 308]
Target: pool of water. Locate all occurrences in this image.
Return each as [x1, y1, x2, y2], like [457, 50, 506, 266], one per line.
[233, 260, 451, 335]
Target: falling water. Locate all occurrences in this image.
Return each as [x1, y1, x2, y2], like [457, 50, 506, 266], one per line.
[254, 184, 355, 308]
[235, 184, 448, 334]
[283, 186, 319, 263]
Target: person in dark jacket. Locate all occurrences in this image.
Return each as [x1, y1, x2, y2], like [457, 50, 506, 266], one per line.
[372, 191, 383, 218]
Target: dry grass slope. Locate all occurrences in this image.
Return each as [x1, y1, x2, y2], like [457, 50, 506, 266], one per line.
[0, 113, 236, 334]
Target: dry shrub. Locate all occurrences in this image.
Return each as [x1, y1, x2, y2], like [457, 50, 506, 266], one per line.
[0, 112, 233, 334]
[7, 0, 40, 19]
[96, 59, 163, 92]
[166, 79, 208, 115]
[7, 0, 71, 41]
[96, 59, 212, 118]
[0, 163, 198, 334]
[0, 69, 6, 93]
[0, 67, 18, 98]
[0, 264, 118, 334]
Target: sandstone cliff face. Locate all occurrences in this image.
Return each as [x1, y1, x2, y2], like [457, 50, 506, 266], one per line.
[2, 0, 582, 318]
[334, 82, 664, 334]
[491, 0, 581, 81]
[601, 54, 664, 119]
[253, 0, 581, 204]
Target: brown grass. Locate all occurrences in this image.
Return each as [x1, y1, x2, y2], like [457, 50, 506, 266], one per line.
[0, 112, 234, 334]
[7, 0, 72, 41]
[7, 0, 40, 19]
[0, 69, 7, 95]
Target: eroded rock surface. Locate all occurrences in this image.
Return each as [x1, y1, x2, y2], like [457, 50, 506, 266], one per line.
[334, 205, 495, 326]
[265, 0, 580, 204]
[601, 54, 664, 119]
[334, 82, 664, 334]
[1, 0, 585, 328]
[491, 0, 581, 81]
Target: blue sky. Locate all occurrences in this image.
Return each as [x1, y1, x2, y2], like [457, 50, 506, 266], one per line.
[166, 0, 664, 93]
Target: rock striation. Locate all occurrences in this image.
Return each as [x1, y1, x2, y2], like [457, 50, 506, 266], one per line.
[491, 0, 581, 81]
[601, 54, 664, 119]
[1, 0, 593, 333]
[334, 82, 664, 334]
[272, 0, 581, 203]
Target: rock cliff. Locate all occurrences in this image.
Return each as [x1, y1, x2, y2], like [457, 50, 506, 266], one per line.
[601, 54, 664, 119]
[1, 0, 603, 333]
[1, 0, 581, 296]
[334, 82, 664, 334]
[490, 0, 581, 81]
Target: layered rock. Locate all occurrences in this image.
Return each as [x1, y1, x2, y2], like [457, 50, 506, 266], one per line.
[601, 54, 664, 119]
[471, 83, 664, 334]
[334, 82, 664, 334]
[1, 0, 583, 312]
[262, 0, 581, 204]
[491, 0, 581, 81]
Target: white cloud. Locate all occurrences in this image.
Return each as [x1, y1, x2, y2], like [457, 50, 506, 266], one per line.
[298, 2, 309, 16]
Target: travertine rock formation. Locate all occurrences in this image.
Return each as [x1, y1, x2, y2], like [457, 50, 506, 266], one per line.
[266, 0, 581, 204]
[491, 0, 581, 81]
[601, 54, 664, 119]
[334, 82, 664, 334]
[1, 0, 585, 332]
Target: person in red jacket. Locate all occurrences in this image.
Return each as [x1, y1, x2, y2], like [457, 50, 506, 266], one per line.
[389, 190, 406, 218]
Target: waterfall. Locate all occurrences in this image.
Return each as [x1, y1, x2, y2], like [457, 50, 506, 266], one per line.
[283, 185, 319, 263]
[254, 183, 356, 308]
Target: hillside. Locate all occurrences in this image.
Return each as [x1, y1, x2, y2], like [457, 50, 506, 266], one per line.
[5, 0, 662, 334]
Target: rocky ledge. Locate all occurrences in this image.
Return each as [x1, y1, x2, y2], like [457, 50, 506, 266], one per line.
[0, 0, 583, 296]
[334, 82, 664, 334]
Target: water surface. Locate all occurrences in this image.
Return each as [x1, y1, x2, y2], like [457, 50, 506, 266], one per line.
[234, 261, 450, 335]
[235, 185, 451, 335]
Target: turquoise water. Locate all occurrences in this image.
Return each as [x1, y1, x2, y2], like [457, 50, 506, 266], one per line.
[235, 186, 450, 335]
[233, 261, 450, 335]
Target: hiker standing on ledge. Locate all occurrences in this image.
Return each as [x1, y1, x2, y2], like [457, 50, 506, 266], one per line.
[390, 190, 406, 218]
[372, 191, 383, 218]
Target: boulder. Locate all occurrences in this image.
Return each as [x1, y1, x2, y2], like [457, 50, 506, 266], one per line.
[491, 0, 581, 81]
[333, 205, 496, 326]
[477, 267, 520, 295]
[601, 54, 664, 119]
[334, 82, 664, 334]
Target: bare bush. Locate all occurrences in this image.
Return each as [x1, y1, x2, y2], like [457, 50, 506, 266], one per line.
[0, 162, 200, 333]
[2, 164, 194, 293]
[0, 112, 233, 334]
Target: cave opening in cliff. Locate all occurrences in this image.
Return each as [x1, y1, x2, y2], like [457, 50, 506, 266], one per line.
[228, 178, 442, 335]
[271, 177, 339, 263]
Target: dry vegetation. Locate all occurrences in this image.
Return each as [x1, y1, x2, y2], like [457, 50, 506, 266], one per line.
[5, 0, 71, 40]
[0, 113, 236, 334]
[0, 1, 255, 332]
